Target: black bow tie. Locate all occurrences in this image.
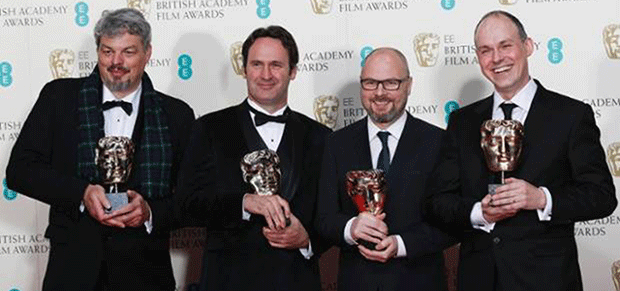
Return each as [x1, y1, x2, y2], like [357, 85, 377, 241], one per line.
[102, 100, 133, 115]
[248, 105, 290, 126]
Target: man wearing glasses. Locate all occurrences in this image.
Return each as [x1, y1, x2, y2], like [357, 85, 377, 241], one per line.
[316, 47, 455, 291]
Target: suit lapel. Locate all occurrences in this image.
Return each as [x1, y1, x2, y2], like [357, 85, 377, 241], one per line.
[386, 114, 419, 182]
[356, 118, 373, 170]
[473, 96, 496, 196]
[238, 100, 268, 152]
[277, 112, 304, 201]
[515, 82, 549, 177]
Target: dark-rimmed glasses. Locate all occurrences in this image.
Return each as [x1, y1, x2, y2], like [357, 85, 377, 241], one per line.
[360, 78, 409, 91]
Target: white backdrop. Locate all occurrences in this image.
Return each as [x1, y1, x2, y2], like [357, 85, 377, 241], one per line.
[1, 0, 619, 290]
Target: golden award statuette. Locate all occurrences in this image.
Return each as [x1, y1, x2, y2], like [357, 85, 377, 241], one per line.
[345, 170, 387, 249]
[240, 149, 290, 226]
[480, 119, 524, 195]
[96, 136, 134, 213]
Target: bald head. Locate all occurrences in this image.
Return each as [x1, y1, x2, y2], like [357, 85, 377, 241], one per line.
[362, 47, 410, 77]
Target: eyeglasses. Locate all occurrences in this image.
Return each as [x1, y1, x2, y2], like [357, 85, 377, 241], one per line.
[360, 78, 409, 91]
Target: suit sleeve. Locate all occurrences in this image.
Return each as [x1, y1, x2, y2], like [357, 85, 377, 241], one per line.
[173, 118, 245, 229]
[149, 100, 195, 234]
[423, 111, 479, 234]
[6, 82, 89, 207]
[316, 135, 355, 248]
[547, 104, 617, 222]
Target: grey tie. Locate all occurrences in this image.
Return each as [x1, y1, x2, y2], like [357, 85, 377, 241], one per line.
[377, 131, 390, 173]
[499, 103, 517, 120]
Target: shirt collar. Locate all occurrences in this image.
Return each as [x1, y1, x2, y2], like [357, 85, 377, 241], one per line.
[247, 98, 289, 116]
[492, 78, 537, 113]
[367, 111, 407, 142]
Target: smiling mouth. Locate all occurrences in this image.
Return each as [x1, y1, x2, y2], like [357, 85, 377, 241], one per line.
[493, 65, 511, 74]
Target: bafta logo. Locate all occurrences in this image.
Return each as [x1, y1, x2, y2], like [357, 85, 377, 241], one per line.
[310, 0, 333, 14]
[314, 95, 339, 129]
[127, 0, 152, 18]
[49, 49, 75, 79]
[603, 24, 620, 59]
[607, 142, 620, 177]
[413, 33, 440, 67]
[230, 41, 245, 76]
[499, 0, 518, 4]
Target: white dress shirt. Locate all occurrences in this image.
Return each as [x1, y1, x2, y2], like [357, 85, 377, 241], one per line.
[343, 112, 408, 258]
[243, 98, 313, 259]
[470, 78, 553, 232]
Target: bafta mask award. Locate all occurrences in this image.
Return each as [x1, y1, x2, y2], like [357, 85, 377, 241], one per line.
[345, 170, 387, 249]
[480, 119, 524, 195]
[96, 136, 135, 213]
[240, 149, 290, 226]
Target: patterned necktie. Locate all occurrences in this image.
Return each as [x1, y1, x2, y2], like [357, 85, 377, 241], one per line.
[102, 100, 133, 115]
[499, 103, 517, 120]
[377, 131, 390, 173]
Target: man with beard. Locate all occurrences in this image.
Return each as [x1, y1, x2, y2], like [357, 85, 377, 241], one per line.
[424, 11, 616, 291]
[316, 47, 455, 291]
[6, 8, 194, 291]
[175, 26, 330, 291]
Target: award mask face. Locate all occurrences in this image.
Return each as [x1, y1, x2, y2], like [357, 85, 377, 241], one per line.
[241, 149, 281, 196]
[481, 119, 524, 172]
[96, 136, 135, 185]
[345, 170, 386, 215]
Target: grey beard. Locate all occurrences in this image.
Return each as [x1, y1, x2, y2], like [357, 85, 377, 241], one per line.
[104, 78, 132, 93]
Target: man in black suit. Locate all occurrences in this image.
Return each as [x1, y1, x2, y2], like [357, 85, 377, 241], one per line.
[316, 47, 455, 291]
[424, 10, 617, 291]
[5, 8, 194, 291]
[175, 26, 330, 291]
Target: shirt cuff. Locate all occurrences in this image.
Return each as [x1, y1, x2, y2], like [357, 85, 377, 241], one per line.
[242, 194, 251, 221]
[343, 217, 357, 245]
[144, 206, 153, 234]
[299, 240, 313, 260]
[471, 202, 495, 233]
[395, 235, 406, 258]
[537, 186, 552, 221]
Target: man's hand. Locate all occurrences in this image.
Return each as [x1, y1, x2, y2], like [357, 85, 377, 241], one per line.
[350, 212, 388, 245]
[482, 178, 546, 223]
[106, 190, 151, 228]
[83, 184, 124, 228]
[244, 194, 291, 230]
[262, 214, 309, 249]
[358, 235, 398, 263]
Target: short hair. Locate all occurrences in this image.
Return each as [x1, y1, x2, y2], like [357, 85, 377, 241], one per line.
[363, 47, 410, 76]
[474, 10, 528, 43]
[242, 25, 299, 72]
[94, 8, 151, 50]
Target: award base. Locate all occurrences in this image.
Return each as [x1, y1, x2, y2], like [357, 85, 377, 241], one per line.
[105, 192, 128, 213]
[488, 184, 502, 195]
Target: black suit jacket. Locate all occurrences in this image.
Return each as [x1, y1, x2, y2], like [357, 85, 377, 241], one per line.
[176, 101, 331, 291]
[316, 114, 455, 291]
[424, 80, 617, 291]
[6, 77, 195, 291]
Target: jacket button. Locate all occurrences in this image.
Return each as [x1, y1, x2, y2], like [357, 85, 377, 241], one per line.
[493, 237, 501, 244]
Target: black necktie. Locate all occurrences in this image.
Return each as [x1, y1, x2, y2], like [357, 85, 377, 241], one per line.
[377, 131, 390, 173]
[102, 100, 133, 115]
[499, 103, 517, 120]
[248, 105, 290, 126]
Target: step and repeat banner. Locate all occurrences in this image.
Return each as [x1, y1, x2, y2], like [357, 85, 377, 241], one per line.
[1, 0, 619, 290]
